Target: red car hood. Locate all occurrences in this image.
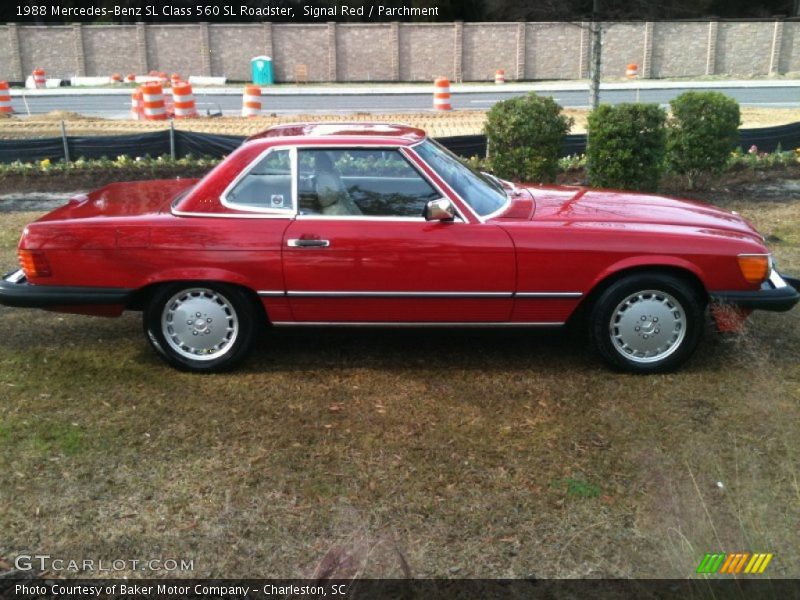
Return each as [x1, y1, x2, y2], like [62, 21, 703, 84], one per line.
[37, 179, 198, 222]
[495, 186, 760, 239]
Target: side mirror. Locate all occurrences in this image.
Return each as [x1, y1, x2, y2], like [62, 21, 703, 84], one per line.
[424, 198, 456, 222]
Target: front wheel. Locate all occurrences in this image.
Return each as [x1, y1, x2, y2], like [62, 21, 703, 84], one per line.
[589, 273, 705, 373]
[143, 283, 259, 372]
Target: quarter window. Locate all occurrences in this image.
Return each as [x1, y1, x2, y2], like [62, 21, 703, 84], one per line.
[297, 148, 440, 217]
[225, 149, 293, 211]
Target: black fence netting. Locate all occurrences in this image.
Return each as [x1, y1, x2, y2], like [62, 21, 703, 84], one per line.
[175, 130, 245, 157]
[739, 121, 800, 153]
[68, 131, 173, 160]
[0, 136, 66, 163]
[0, 122, 798, 164]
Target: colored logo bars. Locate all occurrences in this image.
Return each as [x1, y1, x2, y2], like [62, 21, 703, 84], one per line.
[697, 553, 773, 575]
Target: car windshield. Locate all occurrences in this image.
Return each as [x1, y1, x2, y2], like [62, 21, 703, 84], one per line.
[414, 139, 508, 217]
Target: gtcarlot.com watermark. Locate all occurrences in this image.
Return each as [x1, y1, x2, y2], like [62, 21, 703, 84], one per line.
[14, 554, 194, 573]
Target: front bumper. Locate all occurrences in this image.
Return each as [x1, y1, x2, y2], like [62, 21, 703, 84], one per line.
[0, 269, 133, 308]
[710, 270, 800, 312]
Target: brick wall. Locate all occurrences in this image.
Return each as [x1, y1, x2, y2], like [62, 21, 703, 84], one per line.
[83, 26, 139, 76]
[524, 23, 583, 80]
[651, 21, 709, 78]
[145, 25, 205, 76]
[337, 24, 395, 82]
[272, 24, 329, 82]
[462, 23, 517, 82]
[399, 23, 455, 81]
[780, 21, 800, 74]
[16, 26, 77, 79]
[1, 20, 799, 83]
[208, 25, 261, 81]
[600, 22, 646, 78]
[715, 22, 773, 76]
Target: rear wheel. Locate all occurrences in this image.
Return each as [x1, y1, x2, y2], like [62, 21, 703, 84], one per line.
[589, 273, 705, 373]
[143, 283, 259, 372]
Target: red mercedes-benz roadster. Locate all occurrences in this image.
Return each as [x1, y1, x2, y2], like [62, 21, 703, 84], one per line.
[1, 123, 798, 373]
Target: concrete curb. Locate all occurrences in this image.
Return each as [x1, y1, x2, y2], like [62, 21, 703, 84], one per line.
[10, 79, 800, 97]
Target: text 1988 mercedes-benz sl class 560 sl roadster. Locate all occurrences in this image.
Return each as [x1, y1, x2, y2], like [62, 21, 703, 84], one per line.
[1, 123, 798, 373]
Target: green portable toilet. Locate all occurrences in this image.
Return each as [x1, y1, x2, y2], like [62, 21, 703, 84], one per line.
[251, 56, 274, 85]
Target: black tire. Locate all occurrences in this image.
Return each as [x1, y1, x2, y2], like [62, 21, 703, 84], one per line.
[143, 282, 260, 373]
[589, 273, 705, 373]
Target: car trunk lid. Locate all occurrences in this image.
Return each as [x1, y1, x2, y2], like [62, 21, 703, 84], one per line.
[35, 179, 198, 223]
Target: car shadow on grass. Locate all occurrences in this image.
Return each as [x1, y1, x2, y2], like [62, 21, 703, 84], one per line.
[246, 326, 629, 374]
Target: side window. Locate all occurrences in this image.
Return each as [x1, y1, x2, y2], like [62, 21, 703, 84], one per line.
[224, 149, 292, 211]
[297, 148, 440, 217]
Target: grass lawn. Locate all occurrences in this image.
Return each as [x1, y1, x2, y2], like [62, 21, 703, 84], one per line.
[0, 183, 798, 579]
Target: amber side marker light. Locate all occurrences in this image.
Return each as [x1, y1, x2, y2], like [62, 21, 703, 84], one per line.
[737, 254, 770, 283]
[18, 249, 51, 278]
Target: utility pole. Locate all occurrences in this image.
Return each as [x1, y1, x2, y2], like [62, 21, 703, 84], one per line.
[588, 0, 602, 110]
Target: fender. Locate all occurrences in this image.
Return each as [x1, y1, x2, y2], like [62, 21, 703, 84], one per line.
[137, 267, 262, 291]
[588, 255, 708, 292]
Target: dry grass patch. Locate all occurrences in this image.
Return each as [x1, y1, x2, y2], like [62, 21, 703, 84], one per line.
[1, 106, 798, 140]
[0, 189, 799, 579]
[0, 111, 489, 140]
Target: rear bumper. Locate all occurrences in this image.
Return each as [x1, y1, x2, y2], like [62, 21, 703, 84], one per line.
[0, 269, 133, 308]
[710, 271, 799, 313]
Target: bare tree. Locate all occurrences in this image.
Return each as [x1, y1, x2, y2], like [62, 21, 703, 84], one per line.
[588, 0, 602, 110]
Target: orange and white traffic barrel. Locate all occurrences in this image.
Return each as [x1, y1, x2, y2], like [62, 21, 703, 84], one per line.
[626, 64, 639, 79]
[241, 85, 262, 117]
[111, 73, 122, 83]
[171, 73, 181, 87]
[171, 81, 197, 118]
[140, 82, 167, 120]
[0, 81, 12, 115]
[125, 73, 136, 83]
[130, 89, 143, 120]
[158, 72, 169, 85]
[32, 68, 46, 88]
[433, 77, 451, 111]
[495, 69, 505, 84]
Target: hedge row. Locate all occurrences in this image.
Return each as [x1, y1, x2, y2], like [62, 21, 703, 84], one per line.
[485, 91, 754, 191]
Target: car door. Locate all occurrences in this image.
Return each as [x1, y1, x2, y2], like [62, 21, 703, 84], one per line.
[280, 146, 516, 324]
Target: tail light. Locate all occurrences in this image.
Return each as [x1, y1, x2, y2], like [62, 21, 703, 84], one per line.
[737, 254, 770, 284]
[18, 249, 51, 278]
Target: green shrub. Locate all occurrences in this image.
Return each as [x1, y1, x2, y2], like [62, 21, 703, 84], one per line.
[586, 103, 666, 192]
[484, 92, 573, 183]
[666, 91, 741, 188]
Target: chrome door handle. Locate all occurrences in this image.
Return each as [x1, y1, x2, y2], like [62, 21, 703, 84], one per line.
[287, 239, 330, 248]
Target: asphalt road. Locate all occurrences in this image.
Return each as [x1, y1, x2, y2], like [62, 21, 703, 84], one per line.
[9, 85, 800, 119]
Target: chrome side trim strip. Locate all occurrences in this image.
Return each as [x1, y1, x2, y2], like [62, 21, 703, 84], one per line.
[516, 292, 583, 299]
[271, 321, 565, 328]
[286, 291, 513, 298]
[171, 208, 293, 219]
[257, 291, 286, 297]
[257, 290, 582, 299]
[295, 215, 427, 222]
